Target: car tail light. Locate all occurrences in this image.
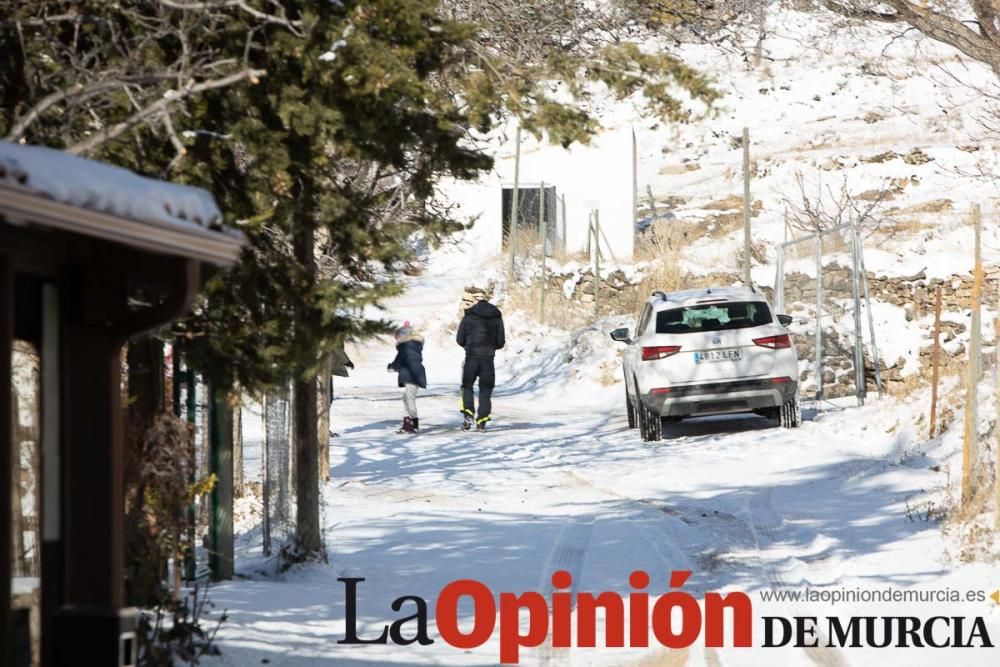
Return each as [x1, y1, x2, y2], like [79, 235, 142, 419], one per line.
[650, 387, 672, 395]
[769, 376, 792, 383]
[753, 334, 791, 349]
[642, 345, 682, 361]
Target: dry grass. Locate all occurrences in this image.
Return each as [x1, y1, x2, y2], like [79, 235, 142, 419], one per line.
[505, 279, 593, 330]
[614, 230, 686, 314]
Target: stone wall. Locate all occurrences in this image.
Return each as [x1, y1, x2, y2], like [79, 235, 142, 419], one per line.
[461, 262, 991, 396]
[782, 263, 992, 395]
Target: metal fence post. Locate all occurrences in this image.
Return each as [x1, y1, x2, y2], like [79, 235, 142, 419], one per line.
[774, 244, 785, 314]
[851, 227, 865, 405]
[930, 286, 942, 438]
[814, 233, 823, 403]
[560, 194, 567, 253]
[647, 185, 658, 226]
[856, 230, 883, 395]
[177, 357, 197, 581]
[261, 393, 270, 556]
[539, 181, 547, 323]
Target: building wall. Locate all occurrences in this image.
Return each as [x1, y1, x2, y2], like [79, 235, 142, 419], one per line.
[443, 124, 635, 261]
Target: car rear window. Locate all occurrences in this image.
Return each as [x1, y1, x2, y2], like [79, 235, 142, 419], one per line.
[655, 301, 772, 334]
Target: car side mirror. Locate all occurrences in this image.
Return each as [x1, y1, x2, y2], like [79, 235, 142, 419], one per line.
[777, 314, 792, 327]
[610, 327, 632, 343]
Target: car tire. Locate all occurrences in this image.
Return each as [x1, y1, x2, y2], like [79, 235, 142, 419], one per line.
[639, 399, 662, 442]
[626, 391, 637, 429]
[778, 393, 801, 429]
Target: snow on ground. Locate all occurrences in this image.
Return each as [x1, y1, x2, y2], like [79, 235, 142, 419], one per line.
[198, 8, 1000, 666]
[200, 234, 1000, 666]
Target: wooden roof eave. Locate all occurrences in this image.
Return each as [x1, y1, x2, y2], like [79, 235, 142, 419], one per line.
[0, 183, 244, 266]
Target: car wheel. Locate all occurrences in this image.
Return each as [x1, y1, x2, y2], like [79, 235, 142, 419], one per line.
[626, 391, 637, 429]
[778, 393, 801, 429]
[639, 399, 661, 442]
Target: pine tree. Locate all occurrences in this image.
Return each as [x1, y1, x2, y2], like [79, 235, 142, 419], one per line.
[2, 0, 724, 562]
[177, 1, 502, 559]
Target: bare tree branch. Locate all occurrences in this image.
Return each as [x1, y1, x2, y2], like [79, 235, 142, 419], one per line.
[68, 68, 265, 156]
[821, 0, 1000, 73]
[157, 0, 302, 31]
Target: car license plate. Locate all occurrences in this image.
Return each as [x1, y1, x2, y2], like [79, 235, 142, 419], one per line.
[694, 348, 742, 364]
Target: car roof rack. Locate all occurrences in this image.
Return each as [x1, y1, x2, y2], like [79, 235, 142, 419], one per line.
[652, 290, 667, 300]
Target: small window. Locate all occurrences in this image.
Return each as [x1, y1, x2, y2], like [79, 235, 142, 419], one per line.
[655, 301, 772, 334]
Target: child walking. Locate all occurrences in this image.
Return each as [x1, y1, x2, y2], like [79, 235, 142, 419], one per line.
[387, 321, 427, 433]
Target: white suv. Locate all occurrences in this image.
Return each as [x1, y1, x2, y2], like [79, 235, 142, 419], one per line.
[610, 286, 800, 442]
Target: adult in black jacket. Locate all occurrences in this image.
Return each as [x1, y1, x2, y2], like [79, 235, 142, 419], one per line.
[456, 299, 505, 430]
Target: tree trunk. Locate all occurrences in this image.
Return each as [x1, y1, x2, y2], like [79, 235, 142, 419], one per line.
[124, 336, 165, 603]
[292, 222, 322, 558]
[317, 354, 331, 483]
[293, 375, 321, 556]
[126, 336, 164, 429]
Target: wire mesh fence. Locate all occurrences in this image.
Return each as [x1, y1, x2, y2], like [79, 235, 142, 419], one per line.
[262, 385, 295, 556]
[774, 223, 882, 405]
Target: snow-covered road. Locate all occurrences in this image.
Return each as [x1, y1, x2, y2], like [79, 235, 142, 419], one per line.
[204, 249, 1000, 666]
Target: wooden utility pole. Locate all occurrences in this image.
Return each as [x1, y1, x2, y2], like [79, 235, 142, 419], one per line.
[592, 211, 602, 322]
[962, 205, 983, 509]
[929, 286, 942, 438]
[508, 124, 522, 281]
[995, 317, 1000, 529]
[742, 127, 752, 285]
[632, 126, 638, 250]
[539, 181, 547, 323]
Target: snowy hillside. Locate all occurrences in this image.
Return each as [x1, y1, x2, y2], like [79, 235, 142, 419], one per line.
[634, 9, 1000, 280]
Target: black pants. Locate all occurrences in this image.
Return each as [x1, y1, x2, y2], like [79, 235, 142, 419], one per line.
[461, 356, 495, 421]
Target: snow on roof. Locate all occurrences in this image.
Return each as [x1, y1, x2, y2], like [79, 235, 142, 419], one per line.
[0, 140, 223, 230]
[0, 140, 244, 265]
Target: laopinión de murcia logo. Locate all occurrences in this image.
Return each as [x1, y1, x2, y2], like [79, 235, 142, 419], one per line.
[337, 571, 996, 663]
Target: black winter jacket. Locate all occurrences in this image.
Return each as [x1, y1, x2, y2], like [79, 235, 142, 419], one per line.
[456, 300, 505, 358]
[388, 336, 427, 388]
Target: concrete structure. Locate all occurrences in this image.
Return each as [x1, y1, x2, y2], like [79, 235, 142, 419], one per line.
[445, 124, 636, 261]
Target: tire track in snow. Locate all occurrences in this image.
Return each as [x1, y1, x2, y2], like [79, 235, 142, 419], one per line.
[536, 512, 595, 667]
[747, 488, 849, 667]
[532, 471, 698, 667]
